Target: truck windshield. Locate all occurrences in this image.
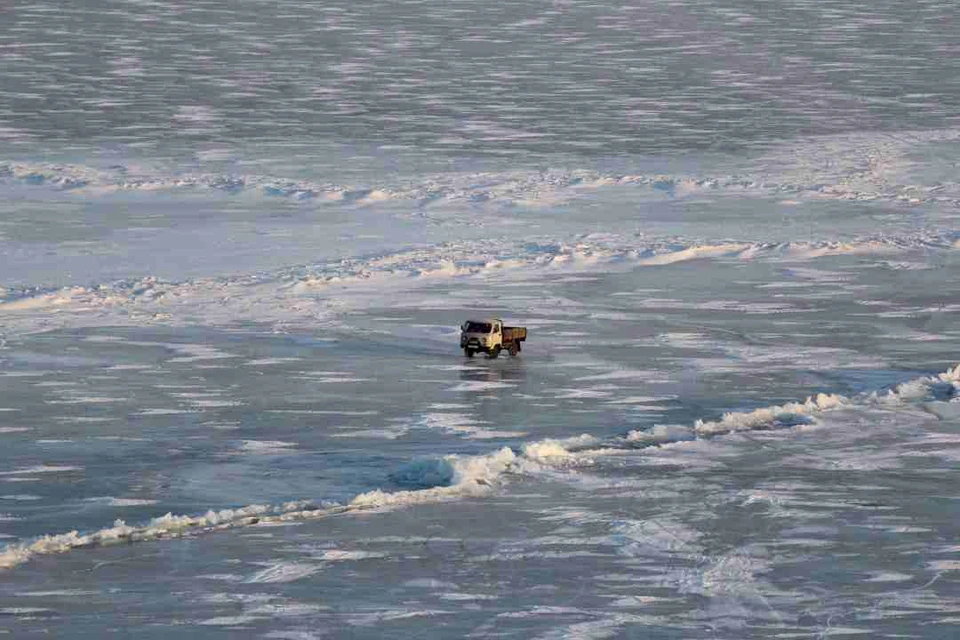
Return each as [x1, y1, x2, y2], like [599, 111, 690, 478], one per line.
[465, 322, 492, 333]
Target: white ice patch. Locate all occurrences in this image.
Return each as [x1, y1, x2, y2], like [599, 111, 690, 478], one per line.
[605, 395, 677, 405]
[447, 380, 516, 392]
[244, 358, 303, 366]
[238, 440, 299, 455]
[187, 399, 243, 408]
[134, 408, 199, 416]
[166, 345, 237, 363]
[295, 370, 371, 383]
[14, 590, 98, 597]
[245, 562, 320, 584]
[637, 243, 751, 266]
[6, 142, 960, 208]
[345, 608, 451, 626]
[496, 605, 590, 619]
[403, 578, 458, 589]
[693, 393, 844, 436]
[522, 435, 600, 463]
[329, 426, 410, 440]
[267, 409, 378, 416]
[3, 228, 954, 338]
[609, 517, 703, 560]
[439, 592, 499, 602]
[263, 631, 327, 640]
[105, 364, 154, 371]
[0, 504, 276, 569]
[45, 396, 127, 405]
[109, 498, 158, 507]
[694, 549, 773, 601]
[626, 424, 695, 444]
[0, 607, 54, 615]
[314, 549, 386, 562]
[199, 615, 261, 626]
[621, 364, 959, 443]
[0, 465, 82, 476]
[246, 602, 326, 618]
[573, 369, 661, 382]
[553, 388, 612, 399]
[778, 241, 901, 260]
[414, 412, 527, 439]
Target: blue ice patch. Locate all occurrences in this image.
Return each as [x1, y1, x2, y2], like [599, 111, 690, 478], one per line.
[773, 412, 814, 428]
[389, 457, 455, 489]
[651, 179, 676, 197]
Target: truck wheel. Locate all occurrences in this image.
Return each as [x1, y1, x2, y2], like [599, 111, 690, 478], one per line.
[464, 348, 474, 358]
[508, 342, 519, 356]
[489, 346, 501, 359]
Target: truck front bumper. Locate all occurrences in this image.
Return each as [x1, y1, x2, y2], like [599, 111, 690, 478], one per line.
[463, 339, 487, 351]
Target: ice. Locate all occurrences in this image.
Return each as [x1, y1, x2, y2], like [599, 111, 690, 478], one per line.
[2, 1, 960, 635]
[0, 466, 82, 477]
[245, 563, 321, 584]
[199, 615, 262, 626]
[1, 230, 956, 338]
[238, 441, 299, 455]
[626, 424, 695, 444]
[98, 498, 158, 507]
[693, 393, 845, 436]
[5, 362, 951, 570]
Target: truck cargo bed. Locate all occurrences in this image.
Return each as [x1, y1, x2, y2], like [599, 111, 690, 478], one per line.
[502, 327, 527, 342]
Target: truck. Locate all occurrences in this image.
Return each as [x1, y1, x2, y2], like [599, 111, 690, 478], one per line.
[460, 318, 527, 358]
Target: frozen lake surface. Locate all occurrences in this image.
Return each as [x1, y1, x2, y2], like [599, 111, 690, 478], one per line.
[1, 0, 959, 637]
